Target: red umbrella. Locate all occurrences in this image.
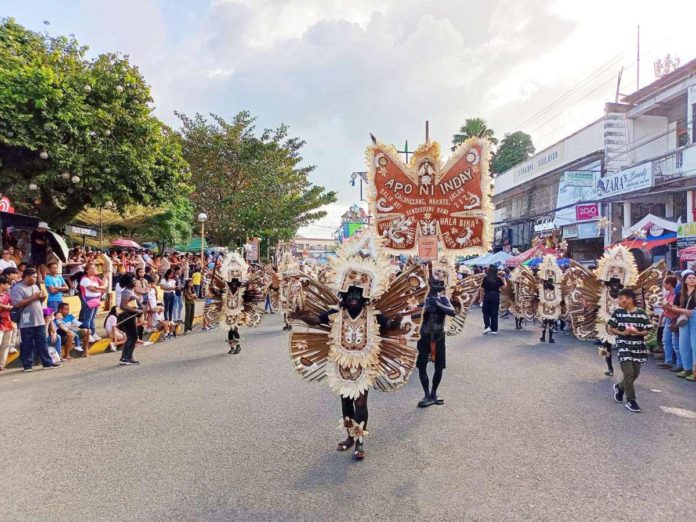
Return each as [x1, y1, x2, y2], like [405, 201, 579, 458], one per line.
[111, 238, 141, 248]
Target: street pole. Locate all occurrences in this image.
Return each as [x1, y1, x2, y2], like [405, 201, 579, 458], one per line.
[200, 221, 205, 266]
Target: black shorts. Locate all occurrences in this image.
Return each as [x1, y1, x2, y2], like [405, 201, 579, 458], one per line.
[416, 335, 446, 370]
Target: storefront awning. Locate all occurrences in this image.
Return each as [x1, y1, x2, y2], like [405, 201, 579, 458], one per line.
[611, 236, 676, 251]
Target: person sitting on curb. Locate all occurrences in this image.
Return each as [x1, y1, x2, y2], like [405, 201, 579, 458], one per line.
[54, 302, 91, 359]
[104, 306, 126, 352]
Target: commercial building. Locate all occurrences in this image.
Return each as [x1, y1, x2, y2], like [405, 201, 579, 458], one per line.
[493, 56, 696, 267]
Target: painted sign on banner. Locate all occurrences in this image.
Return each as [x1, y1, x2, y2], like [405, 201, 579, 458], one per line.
[367, 138, 492, 255]
[596, 161, 653, 199]
[576, 203, 599, 221]
[418, 236, 438, 261]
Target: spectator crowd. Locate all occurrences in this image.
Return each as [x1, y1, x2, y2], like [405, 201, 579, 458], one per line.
[1, 222, 224, 372]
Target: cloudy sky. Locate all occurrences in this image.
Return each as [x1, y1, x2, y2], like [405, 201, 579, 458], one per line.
[6, 0, 695, 237]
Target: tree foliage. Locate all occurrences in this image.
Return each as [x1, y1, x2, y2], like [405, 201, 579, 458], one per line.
[139, 196, 194, 250]
[452, 117, 498, 150]
[491, 131, 535, 174]
[177, 111, 336, 246]
[0, 18, 190, 226]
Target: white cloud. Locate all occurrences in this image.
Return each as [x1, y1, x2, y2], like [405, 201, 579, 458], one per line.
[12, 0, 696, 239]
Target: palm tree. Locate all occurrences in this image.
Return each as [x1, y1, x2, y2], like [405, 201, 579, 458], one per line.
[452, 118, 498, 150]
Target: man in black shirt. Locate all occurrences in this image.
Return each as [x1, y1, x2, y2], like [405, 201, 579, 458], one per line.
[416, 278, 456, 407]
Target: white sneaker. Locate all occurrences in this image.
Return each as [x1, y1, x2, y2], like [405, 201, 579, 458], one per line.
[108, 343, 117, 352]
[74, 345, 84, 352]
[93, 334, 102, 341]
[88, 335, 96, 343]
[483, 327, 491, 335]
[489, 331, 498, 335]
[9, 346, 18, 354]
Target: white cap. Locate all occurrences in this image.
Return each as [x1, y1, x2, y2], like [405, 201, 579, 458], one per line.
[37, 221, 50, 230]
[681, 269, 694, 278]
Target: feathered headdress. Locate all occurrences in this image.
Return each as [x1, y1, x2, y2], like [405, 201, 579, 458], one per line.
[278, 252, 301, 277]
[594, 246, 638, 286]
[330, 229, 391, 300]
[221, 251, 249, 282]
[431, 255, 458, 295]
[538, 254, 563, 284]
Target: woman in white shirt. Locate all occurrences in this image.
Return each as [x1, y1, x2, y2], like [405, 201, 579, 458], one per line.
[0, 249, 17, 271]
[79, 263, 107, 341]
[160, 269, 177, 322]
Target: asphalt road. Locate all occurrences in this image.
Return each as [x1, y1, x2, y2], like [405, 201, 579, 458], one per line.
[3, 313, 696, 521]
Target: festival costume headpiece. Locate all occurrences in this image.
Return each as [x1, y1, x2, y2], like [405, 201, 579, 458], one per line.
[330, 229, 391, 300]
[222, 251, 249, 282]
[594, 245, 638, 286]
[431, 255, 458, 295]
[278, 252, 301, 277]
[538, 254, 563, 285]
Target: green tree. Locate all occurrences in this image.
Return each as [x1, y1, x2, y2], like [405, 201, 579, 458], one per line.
[491, 131, 535, 174]
[0, 18, 190, 226]
[177, 111, 336, 246]
[139, 196, 194, 251]
[452, 118, 498, 150]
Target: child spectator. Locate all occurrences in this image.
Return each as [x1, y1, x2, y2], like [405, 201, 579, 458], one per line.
[44, 261, 69, 312]
[55, 302, 90, 359]
[608, 288, 652, 413]
[44, 307, 62, 363]
[192, 268, 202, 298]
[104, 306, 125, 352]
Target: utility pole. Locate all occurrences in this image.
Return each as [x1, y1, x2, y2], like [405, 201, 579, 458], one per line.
[636, 25, 640, 90]
[425, 120, 430, 144]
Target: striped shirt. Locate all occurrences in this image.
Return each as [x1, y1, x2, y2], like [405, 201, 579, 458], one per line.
[607, 307, 652, 363]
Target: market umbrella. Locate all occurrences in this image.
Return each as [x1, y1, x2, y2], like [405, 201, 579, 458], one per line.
[47, 231, 69, 262]
[111, 238, 141, 248]
[523, 256, 570, 268]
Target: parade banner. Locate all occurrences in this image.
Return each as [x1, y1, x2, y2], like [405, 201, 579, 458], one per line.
[367, 137, 493, 256]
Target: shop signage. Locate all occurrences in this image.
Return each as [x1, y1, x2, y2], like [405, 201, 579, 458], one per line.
[575, 203, 599, 221]
[677, 221, 696, 249]
[649, 225, 664, 237]
[577, 221, 600, 239]
[534, 220, 555, 233]
[512, 145, 564, 185]
[65, 224, 97, 237]
[596, 161, 653, 199]
[563, 224, 579, 239]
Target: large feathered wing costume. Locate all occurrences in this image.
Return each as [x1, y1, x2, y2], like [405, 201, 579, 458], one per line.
[203, 251, 264, 328]
[563, 246, 665, 342]
[429, 255, 482, 336]
[513, 266, 540, 322]
[289, 231, 427, 398]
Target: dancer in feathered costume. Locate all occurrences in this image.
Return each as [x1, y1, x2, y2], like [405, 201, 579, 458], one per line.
[533, 255, 565, 344]
[204, 251, 264, 354]
[563, 246, 665, 375]
[289, 230, 428, 459]
[416, 256, 483, 407]
[501, 265, 535, 330]
[277, 252, 303, 331]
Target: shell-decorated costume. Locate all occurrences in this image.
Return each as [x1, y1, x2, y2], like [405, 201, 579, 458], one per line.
[535, 255, 565, 321]
[563, 246, 665, 343]
[430, 256, 484, 335]
[277, 252, 304, 315]
[289, 230, 428, 400]
[501, 265, 537, 321]
[203, 251, 264, 329]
